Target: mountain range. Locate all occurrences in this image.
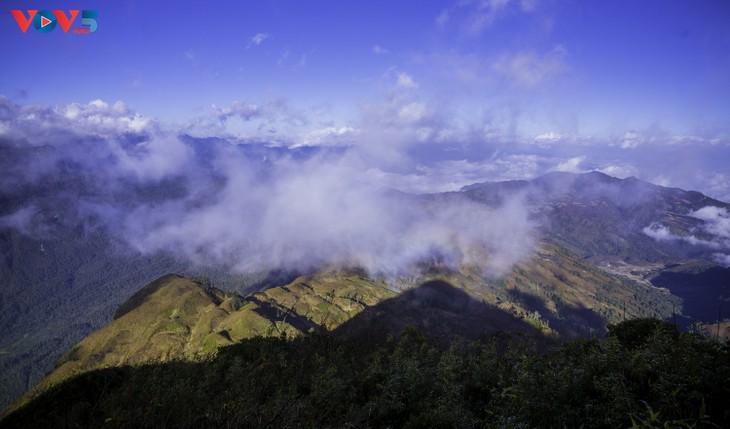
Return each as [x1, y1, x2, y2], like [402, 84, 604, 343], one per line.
[1, 170, 730, 415]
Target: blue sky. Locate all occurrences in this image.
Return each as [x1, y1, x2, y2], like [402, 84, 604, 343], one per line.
[1, 0, 730, 198]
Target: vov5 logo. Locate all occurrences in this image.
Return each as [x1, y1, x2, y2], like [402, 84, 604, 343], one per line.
[11, 10, 98, 34]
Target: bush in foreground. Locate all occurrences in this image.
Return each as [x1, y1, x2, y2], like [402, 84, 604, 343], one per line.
[2, 319, 728, 428]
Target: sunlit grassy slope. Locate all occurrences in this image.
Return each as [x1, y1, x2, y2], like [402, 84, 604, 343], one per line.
[4, 170, 723, 412]
[5, 239, 680, 415]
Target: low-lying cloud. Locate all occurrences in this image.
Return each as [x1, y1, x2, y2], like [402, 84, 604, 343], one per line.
[690, 206, 730, 240]
[123, 153, 533, 276]
[642, 223, 720, 248]
[642, 206, 730, 266]
[0, 96, 535, 278]
[713, 253, 730, 267]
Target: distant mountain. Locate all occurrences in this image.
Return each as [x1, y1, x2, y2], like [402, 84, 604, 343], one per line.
[462, 171, 729, 264]
[0, 137, 302, 409]
[6, 236, 683, 414]
[461, 171, 730, 327]
[1, 170, 729, 412]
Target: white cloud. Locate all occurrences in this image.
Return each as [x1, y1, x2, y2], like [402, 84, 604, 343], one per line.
[277, 50, 290, 66]
[690, 206, 730, 239]
[620, 131, 645, 149]
[72, 100, 150, 133]
[701, 173, 730, 203]
[667, 135, 725, 146]
[554, 156, 586, 173]
[365, 155, 542, 195]
[532, 132, 584, 147]
[212, 101, 261, 122]
[455, 0, 540, 36]
[247, 33, 269, 48]
[291, 126, 356, 148]
[598, 164, 638, 179]
[520, 0, 537, 12]
[642, 223, 679, 242]
[358, 74, 443, 146]
[121, 150, 535, 277]
[643, 214, 730, 251]
[535, 132, 563, 142]
[464, 0, 512, 36]
[713, 253, 730, 266]
[398, 102, 428, 123]
[109, 134, 194, 181]
[611, 132, 721, 150]
[651, 175, 671, 187]
[396, 72, 418, 89]
[426, 50, 491, 87]
[193, 98, 310, 143]
[372, 44, 389, 55]
[9, 98, 155, 138]
[641, 224, 716, 248]
[1, 97, 535, 278]
[0, 206, 48, 237]
[670, 135, 706, 144]
[493, 45, 568, 89]
[5, 94, 729, 276]
[0, 97, 199, 188]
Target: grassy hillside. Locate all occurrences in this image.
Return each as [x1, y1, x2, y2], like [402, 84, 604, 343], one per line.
[4, 239, 681, 415]
[0, 228, 185, 411]
[4, 272, 396, 413]
[0, 226, 289, 411]
[2, 170, 723, 412]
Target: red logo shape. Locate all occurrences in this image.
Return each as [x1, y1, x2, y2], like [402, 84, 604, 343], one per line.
[41, 16, 52, 28]
[10, 10, 38, 33]
[53, 10, 79, 33]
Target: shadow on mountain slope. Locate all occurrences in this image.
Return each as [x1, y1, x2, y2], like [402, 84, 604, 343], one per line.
[506, 288, 607, 338]
[650, 264, 730, 325]
[245, 269, 303, 294]
[247, 296, 321, 333]
[334, 280, 544, 342]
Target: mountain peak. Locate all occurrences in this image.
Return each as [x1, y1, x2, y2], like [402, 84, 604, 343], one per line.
[459, 171, 729, 265]
[113, 274, 187, 320]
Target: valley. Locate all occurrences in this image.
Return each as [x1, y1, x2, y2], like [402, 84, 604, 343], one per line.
[1, 171, 729, 420]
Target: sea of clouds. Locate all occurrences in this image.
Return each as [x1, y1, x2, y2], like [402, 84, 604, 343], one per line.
[0, 96, 535, 277]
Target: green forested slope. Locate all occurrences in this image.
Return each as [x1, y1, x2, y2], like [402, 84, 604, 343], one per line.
[4, 239, 681, 415]
[2, 170, 725, 413]
[0, 227, 281, 411]
[2, 319, 728, 429]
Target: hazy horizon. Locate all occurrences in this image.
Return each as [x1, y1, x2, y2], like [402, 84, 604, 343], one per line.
[1, 0, 729, 200]
[2, 0, 730, 274]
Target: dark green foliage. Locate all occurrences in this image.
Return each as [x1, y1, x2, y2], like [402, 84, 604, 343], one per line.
[608, 318, 679, 350]
[2, 319, 729, 429]
[0, 227, 290, 410]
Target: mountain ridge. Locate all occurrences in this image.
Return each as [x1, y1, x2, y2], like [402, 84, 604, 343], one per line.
[1, 171, 729, 412]
[5, 236, 685, 415]
[460, 171, 730, 265]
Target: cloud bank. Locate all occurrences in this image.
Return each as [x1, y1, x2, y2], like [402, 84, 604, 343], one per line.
[3, 89, 729, 274]
[0, 96, 535, 278]
[123, 153, 533, 275]
[642, 206, 730, 266]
